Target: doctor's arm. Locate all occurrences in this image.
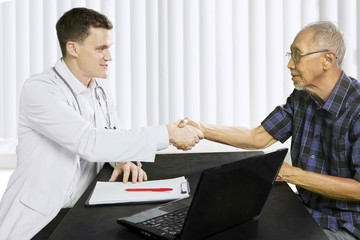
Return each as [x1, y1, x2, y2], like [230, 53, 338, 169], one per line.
[105, 91, 202, 183]
[22, 79, 202, 165]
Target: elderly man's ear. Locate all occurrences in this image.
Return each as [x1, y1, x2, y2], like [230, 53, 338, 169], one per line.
[323, 52, 336, 71]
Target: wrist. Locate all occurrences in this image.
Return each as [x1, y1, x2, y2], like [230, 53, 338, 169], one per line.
[165, 124, 174, 142]
[282, 166, 303, 184]
[199, 122, 208, 138]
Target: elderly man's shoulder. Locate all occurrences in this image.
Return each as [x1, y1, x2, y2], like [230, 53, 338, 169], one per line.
[347, 76, 360, 98]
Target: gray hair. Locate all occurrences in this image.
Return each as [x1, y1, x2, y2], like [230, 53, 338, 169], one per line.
[300, 21, 346, 68]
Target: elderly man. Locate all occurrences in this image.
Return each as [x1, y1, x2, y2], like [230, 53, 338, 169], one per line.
[181, 22, 360, 240]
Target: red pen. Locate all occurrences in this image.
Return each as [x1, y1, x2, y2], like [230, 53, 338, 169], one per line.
[125, 188, 173, 192]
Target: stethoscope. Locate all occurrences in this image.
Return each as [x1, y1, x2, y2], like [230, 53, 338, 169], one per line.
[53, 67, 115, 129]
[53, 67, 144, 168]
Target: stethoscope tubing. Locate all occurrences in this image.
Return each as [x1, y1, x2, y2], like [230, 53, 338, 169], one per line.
[52, 67, 112, 128]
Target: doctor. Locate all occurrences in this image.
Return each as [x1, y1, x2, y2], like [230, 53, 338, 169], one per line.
[0, 7, 203, 240]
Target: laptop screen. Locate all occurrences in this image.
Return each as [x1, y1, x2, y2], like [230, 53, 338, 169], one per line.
[180, 148, 287, 239]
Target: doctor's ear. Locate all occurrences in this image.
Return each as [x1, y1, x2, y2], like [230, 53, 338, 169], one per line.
[66, 41, 79, 57]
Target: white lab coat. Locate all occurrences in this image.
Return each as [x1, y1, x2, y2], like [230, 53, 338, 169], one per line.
[0, 59, 169, 240]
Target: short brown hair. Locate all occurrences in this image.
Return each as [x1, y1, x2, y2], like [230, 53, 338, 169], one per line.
[56, 8, 113, 57]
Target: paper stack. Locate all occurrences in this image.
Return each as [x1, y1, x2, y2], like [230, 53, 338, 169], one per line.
[86, 176, 190, 206]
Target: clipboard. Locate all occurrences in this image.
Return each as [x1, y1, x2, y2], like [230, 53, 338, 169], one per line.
[85, 176, 190, 206]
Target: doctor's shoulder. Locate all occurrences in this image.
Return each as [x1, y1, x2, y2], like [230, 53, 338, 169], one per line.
[20, 70, 69, 105]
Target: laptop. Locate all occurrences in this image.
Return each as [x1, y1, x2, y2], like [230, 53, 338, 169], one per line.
[117, 148, 288, 240]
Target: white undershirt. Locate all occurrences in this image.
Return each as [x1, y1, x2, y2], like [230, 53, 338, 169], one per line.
[60, 61, 99, 208]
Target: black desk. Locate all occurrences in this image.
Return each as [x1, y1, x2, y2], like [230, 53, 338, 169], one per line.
[50, 151, 328, 240]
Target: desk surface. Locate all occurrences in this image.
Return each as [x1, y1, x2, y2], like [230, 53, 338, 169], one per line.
[50, 151, 328, 240]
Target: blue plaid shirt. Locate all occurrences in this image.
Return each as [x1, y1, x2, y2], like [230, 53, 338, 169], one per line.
[262, 72, 360, 237]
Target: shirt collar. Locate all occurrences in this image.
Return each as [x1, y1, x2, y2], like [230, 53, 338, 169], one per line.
[54, 59, 96, 95]
[322, 72, 351, 117]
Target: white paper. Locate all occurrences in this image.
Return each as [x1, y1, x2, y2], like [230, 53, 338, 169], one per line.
[88, 176, 190, 205]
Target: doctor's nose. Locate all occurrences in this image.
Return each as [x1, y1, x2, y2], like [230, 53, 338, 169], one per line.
[104, 49, 112, 61]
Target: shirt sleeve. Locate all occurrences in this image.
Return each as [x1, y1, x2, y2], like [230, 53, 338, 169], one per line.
[21, 75, 169, 164]
[261, 93, 295, 143]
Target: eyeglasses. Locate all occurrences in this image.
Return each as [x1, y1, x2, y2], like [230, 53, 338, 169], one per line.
[286, 50, 329, 63]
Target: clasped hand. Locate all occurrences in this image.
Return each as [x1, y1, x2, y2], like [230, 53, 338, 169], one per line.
[166, 119, 204, 151]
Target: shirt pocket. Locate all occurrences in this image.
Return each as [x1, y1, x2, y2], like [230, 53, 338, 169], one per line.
[20, 187, 59, 216]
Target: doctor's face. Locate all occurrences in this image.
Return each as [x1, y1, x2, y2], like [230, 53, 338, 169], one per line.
[76, 27, 113, 80]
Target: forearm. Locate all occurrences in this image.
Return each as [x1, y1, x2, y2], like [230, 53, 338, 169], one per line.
[280, 166, 360, 201]
[200, 123, 277, 150]
[85, 126, 164, 162]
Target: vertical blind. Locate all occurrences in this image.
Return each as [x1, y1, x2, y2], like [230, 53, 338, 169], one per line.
[0, 0, 359, 152]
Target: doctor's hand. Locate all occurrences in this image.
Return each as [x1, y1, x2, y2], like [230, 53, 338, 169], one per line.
[166, 120, 204, 151]
[109, 161, 148, 184]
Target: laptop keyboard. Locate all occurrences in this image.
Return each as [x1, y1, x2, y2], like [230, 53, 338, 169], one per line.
[140, 207, 188, 236]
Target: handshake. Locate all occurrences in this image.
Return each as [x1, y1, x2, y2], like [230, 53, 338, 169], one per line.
[166, 118, 204, 151]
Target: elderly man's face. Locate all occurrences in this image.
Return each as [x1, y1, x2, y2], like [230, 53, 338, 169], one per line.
[287, 29, 327, 92]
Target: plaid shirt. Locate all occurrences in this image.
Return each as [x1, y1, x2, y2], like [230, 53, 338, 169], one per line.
[262, 72, 360, 237]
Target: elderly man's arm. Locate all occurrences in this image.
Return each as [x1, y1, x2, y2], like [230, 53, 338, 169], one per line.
[179, 118, 277, 150]
[278, 163, 360, 201]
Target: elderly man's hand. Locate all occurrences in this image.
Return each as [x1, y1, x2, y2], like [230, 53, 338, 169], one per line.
[276, 162, 294, 182]
[178, 117, 203, 131]
[166, 120, 204, 151]
[109, 162, 147, 183]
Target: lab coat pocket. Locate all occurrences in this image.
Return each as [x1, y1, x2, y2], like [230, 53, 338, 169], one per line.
[20, 187, 58, 216]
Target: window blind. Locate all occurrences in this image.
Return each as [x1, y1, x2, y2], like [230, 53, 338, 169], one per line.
[0, 0, 358, 156]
